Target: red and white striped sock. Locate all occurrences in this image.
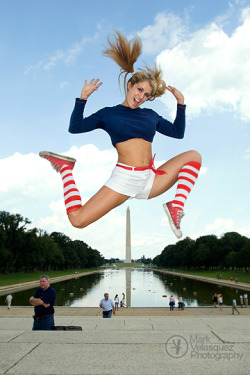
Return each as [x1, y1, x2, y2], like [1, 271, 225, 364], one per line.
[172, 161, 201, 211]
[60, 165, 82, 214]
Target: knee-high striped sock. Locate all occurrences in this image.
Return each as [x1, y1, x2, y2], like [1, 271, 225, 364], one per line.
[172, 161, 201, 211]
[60, 165, 82, 214]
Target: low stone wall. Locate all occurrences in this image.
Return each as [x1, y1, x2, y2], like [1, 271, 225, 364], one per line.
[152, 269, 250, 291]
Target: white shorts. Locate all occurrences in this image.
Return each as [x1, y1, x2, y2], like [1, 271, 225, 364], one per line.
[104, 163, 156, 199]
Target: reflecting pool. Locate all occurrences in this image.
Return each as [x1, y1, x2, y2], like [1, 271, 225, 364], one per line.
[0, 268, 246, 307]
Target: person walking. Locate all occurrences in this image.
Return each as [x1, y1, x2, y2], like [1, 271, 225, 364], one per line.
[99, 293, 115, 318]
[232, 298, 240, 315]
[5, 294, 13, 309]
[39, 31, 201, 240]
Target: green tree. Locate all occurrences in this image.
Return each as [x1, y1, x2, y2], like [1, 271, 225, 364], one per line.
[0, 211, 30, 273]
[50, 232, 78, 268]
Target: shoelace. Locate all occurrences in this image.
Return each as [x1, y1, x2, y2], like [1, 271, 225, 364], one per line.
[45, 156, 61, 172]
[175, 210, 184, 227]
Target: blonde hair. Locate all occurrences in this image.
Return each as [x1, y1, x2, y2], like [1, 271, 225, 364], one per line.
[103, 31, 167, 101]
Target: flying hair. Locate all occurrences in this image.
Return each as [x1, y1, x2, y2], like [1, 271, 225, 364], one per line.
[103, 31, 167, 101]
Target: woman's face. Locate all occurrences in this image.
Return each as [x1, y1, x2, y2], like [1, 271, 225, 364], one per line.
[123, 80, 152, 109]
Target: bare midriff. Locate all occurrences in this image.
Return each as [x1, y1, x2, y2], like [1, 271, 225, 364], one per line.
[115, 138, 153, 167]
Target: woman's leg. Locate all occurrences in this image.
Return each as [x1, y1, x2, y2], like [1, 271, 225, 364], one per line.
[40, 151, 129, 229]
[68, 186, 129, 228]
[148, 150, 201, 198]
[148, 150, 201, 238]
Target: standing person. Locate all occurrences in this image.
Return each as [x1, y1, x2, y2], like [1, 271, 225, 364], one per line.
[29, 275, 56, 330]
[121, 292, 127, 307]
[177, 296, 183, 311]
[212, 293, 218, 308]
[244, 293, 248, 308]
[232, 299, 240, 315]
[240, 295, 244, 308]
[5, 294, 13, 309]
[114, 294, 119, 311]
[99, 293, 115, 318]
[235, 277, 238, 284]
[39, 31, 201, 240]
[218, 295, 223, 311]
[169, 295, 175, 311]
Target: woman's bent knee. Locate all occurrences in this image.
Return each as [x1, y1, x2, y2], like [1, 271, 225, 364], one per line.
[189, 150, 202, 163]
[68, 210, 88, 229]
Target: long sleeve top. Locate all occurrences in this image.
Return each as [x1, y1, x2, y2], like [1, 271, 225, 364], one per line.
[69, 99, 186, 147]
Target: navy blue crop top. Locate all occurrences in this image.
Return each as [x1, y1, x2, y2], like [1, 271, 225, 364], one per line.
[69, 98, 186, 147]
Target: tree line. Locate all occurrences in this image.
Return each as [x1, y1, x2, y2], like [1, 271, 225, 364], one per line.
[153, 232, 250, 270]
[0, 211, 104, 274]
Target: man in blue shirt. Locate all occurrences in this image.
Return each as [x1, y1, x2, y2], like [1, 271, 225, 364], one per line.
[232, 299, 240, 315]
[29, 275, 56, 330]
[99, 293, 115, 318]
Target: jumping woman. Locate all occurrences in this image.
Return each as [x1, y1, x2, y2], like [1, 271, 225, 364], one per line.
[40, 31, 201, 239]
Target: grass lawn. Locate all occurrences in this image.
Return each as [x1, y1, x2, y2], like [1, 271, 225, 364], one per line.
[0, 268, 100, 287]
[114, 263, 143, 268]
[172, 269, 250, 284]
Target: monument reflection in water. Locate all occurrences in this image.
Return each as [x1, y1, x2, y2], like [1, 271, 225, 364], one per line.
[0, 269, 246, 307]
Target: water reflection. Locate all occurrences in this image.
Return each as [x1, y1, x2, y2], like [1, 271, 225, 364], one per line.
[126, 268, 131, 307]
[0, 269, 246, 307]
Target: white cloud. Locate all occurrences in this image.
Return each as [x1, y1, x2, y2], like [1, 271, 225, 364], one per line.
[0, 146, 185, 258]
[0, 146, 136, 258]
[137, 12, 187, 55]
[24, 33, 99, 74]
[236, 225, 250, 238]
[205, 217, 235, 233]
[32, 197, 128, 259]
[203, 217, 250, 239]
[200, 167, 207, 175]
[24, 60, 44, 75]
[59, 81, 69, 89]
[243, 149, 250, 159]
[133, 233, 167, 248]
[156, 7, 250, 121]
[33, 200, 170, 260]
[0, 145, 116, 210]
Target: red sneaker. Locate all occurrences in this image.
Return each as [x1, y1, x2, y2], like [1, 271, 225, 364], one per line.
[163, 201, 184, 239]
[39, 151, 76, 172]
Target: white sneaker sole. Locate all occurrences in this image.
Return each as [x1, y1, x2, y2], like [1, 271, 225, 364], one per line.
[39, 151, 76, 163]
[163, 203, 182, 239]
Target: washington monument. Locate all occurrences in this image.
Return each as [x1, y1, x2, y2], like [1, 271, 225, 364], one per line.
[125, 206, 131, 263]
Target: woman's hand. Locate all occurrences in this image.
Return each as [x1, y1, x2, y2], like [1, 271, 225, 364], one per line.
[166, 85, 184, 105]
[80, 78, 103, 100]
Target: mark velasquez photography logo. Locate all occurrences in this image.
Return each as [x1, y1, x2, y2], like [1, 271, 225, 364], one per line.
[165, 335, 243, 361]
[165, 335, 188, 358]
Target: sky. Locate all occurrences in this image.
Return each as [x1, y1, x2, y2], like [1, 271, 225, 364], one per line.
[0, 0, 250, 261]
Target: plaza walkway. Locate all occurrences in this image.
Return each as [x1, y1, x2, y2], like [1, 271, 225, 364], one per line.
[0, 306, 249, 375]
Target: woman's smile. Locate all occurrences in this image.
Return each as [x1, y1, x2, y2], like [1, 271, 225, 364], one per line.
[122, 81, 152, 108]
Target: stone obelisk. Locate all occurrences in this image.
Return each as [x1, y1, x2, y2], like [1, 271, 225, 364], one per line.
[125, 206, 131, 263]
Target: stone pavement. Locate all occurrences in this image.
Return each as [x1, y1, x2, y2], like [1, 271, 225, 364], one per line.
[0, 307, 250, 375]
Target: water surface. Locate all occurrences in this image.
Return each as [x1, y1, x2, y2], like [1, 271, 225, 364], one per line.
[0, 269, 245, 307]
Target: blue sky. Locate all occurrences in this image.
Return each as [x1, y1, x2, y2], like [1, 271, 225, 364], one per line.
[0, 0, 249, 260]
